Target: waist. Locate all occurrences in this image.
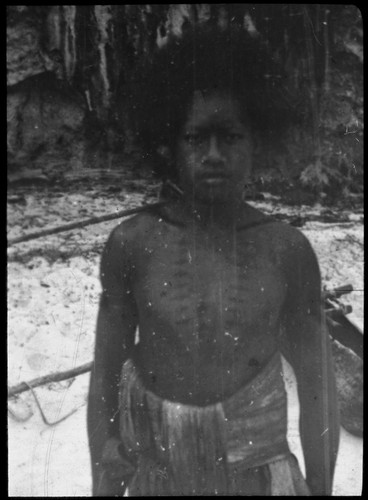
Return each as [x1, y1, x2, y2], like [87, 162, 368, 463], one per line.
[119, 351, 289, 469]
[131, 345, 279, 406]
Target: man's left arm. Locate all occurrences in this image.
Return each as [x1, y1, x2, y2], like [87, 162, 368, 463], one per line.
[279, 232, 340, 496]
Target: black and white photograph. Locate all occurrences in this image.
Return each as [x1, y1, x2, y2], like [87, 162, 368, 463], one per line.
[8, 5, 363, 496]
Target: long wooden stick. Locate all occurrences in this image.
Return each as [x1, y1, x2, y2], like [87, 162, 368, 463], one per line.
[9, 326, 362, 399]
[8, 202, 167, 246]
[8, 204, 359, 247]
[8, 361, 93, 398]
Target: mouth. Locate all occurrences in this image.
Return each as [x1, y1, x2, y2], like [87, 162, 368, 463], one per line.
[198, 173, 230, 185]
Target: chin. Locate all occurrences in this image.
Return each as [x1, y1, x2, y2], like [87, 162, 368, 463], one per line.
[197, 181, 242, 203]
[195, 189, 232, 205]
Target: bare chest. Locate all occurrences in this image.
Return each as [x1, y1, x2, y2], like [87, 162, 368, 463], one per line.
[132, 226, 287, 338]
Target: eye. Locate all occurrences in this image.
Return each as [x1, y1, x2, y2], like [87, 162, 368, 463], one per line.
[224, 133, 244, 144]
[184, 133, 204, 146]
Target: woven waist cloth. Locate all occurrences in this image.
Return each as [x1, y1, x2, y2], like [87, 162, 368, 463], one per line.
[117, 351, 310, 495]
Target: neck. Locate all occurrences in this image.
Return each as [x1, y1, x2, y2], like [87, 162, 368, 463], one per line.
[159, 180, 263, 231]
[174, 194, 245, 230]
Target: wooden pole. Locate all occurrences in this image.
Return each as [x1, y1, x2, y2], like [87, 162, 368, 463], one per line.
[8, 361, 93, 398]
[7, 202, 166, 246]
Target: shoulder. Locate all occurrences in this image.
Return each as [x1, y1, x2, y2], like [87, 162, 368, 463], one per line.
[243, 204, 312, 248]
[100, 208, 164, 292]
[265, 221, 321, 296]
[100, 207, 164, 271]
[268, 221, 318, 271]
[241, 205, 319, 271]
[270, 221, 316, 260]
[105, 206, 164, 248]
[265, 219, 313, 251]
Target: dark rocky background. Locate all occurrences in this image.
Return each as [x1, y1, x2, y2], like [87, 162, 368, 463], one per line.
[7, 5, 363, 205]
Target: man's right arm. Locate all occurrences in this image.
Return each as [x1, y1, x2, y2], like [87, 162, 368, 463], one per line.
[87, 226, 138, 496]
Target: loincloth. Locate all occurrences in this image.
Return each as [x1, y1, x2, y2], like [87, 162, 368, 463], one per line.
[117, 352, 310, 496]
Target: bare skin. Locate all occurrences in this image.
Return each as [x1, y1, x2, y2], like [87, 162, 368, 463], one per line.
[88, 92, 339, 496]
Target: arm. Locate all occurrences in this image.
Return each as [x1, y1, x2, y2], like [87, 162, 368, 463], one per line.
[280, 232, 339, 496]
[87, 226, 138, 496]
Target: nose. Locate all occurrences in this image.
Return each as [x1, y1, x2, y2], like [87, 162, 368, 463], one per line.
[203, 135, 224, 164]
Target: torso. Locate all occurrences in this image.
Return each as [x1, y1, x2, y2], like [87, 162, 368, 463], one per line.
[120, 201, 293, 405]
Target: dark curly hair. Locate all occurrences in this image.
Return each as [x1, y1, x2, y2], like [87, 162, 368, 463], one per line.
[127, 24, 301, 179]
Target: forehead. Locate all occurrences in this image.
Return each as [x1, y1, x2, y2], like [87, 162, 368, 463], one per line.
[184, 91, 247, 128]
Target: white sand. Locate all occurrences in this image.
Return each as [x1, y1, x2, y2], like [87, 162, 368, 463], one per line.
[8, 193, 363, 496]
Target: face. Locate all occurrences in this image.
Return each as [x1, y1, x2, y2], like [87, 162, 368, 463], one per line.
[175, 91, 253, 204]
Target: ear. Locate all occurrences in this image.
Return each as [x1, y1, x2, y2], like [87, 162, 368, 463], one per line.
[251, 133, 261, 156]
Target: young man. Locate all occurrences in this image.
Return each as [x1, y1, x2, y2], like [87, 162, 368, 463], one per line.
[88, 27, 339, 496]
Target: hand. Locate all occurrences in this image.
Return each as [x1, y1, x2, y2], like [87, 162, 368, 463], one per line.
[93, 437, 136, 496]
[307, 476, 332, 497]
[94, 467, 126, 497]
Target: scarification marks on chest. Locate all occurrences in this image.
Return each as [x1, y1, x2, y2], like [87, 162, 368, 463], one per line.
[142, 230, 281, 329]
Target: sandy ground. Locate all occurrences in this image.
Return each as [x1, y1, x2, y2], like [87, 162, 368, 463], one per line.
[8, 185, 363, 496]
